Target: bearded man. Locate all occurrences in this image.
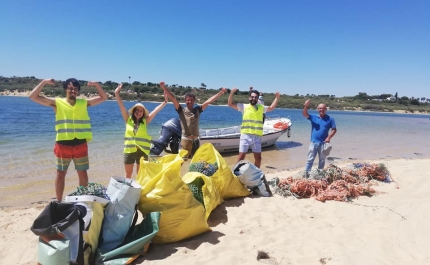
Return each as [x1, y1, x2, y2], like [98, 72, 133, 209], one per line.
[29, 78, 107, 201]
[228, 88, 280, 168]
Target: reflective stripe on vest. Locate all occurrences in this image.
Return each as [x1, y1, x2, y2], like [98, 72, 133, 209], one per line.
[55, 98, 92, 141]
[124, 118, 151, 154]
[240, 104, 264, 136]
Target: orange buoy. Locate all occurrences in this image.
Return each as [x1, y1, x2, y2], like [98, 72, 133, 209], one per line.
[273, 122, 289, 130]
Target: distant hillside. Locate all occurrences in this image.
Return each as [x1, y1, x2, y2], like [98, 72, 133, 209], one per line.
[1, 76, 429, 113]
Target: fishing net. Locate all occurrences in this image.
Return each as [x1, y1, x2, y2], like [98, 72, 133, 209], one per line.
[68, 183, 110, 200]
[189, 160, 219, 177]
[188, 160, 221, 205]
[267, 163, 391, 202]
[187, 177, 205, 206]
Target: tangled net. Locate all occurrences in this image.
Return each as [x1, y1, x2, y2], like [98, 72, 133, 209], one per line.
[189, 160, 218, 177]
[68, 182, 110, 200]
[268, 163, 391, 202]
[187, 177, 205, 206]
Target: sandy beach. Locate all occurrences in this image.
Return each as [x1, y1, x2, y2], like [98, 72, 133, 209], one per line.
[2, 157, 430, 265]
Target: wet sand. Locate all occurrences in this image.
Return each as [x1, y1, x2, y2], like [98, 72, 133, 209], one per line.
[1, 138, 426, 208]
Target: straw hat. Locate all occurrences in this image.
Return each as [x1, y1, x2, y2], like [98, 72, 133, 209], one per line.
[128, 103, 149, 118]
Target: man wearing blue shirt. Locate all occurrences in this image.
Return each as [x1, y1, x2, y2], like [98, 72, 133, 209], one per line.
[303, 99, 337, 175]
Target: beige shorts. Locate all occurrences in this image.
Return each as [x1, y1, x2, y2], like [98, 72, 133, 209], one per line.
[181, 138, 200, 158]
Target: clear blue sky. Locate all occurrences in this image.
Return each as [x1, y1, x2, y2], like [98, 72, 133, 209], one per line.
[1, 0, 429, 98]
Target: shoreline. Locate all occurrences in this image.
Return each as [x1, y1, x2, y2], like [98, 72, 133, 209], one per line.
[1, 91, 428, 115]
[2, 157, 430, 264]
[1, 155, 428, 210]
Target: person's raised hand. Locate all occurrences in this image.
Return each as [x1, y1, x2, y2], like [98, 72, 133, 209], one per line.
[87, 81, 99, 87]
[44, 79, 56, 85]
[115, 83, 123, 94]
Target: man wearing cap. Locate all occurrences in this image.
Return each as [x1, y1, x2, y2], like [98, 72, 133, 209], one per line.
[302, 99, 337, 176]
[29, 78, 108, 201]
[160, 82, 226, 158]
[115, 83, 168, 178]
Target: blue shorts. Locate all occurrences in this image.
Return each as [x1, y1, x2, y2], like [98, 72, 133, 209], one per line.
[239, 134, 262, 153]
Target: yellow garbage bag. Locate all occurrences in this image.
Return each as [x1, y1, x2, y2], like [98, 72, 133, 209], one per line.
[136, 151, 210, 244]
[182, 172, 223, 220]
[191, 143, 251, 199]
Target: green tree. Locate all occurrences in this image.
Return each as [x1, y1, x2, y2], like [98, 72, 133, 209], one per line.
[354, 92, 369, 100]
[411, 99, 420, 105]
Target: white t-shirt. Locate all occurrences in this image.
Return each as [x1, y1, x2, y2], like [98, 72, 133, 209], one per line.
[258, 96, 264, 105]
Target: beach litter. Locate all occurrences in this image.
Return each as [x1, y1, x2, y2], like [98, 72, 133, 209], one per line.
[189, 160, 219, 176]
[268, 163, 392, 202]
[69, 182, 110, 200]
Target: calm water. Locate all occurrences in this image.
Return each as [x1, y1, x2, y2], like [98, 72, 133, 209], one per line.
[1, 96, 429, 206]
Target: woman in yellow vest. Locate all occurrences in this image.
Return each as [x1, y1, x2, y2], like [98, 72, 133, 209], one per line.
[115, 83, 168, 178]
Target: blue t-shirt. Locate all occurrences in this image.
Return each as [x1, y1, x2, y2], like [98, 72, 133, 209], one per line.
[308, 114, 336, 143]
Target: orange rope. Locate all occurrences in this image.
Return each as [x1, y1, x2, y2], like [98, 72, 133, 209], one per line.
[275, 163, 387, 202]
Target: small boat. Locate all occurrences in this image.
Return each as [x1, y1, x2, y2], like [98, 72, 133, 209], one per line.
[150, 116, 292, 155]
[199, 116, 292, 153]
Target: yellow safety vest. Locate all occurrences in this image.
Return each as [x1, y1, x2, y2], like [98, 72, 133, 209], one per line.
[124, 118, 151, 154]
[240, 104, 264, 136]
[55, 98, 92, 141]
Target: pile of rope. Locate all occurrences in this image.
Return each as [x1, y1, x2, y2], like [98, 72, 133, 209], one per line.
[268, 163, 391, 202]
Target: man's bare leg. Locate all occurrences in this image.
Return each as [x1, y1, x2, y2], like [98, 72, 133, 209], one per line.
[55, 170, 67, 201]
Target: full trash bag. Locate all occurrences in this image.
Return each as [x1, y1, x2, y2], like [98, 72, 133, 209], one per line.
[233, 160, 273, 197]
[191, 143, 251, 199]
[182, 171, 223, 220]
[98, 177, 142, 252]
[136, 151, 210, 243]
[96, 212, 160, 265]
[31, 201, 87, 265]
[64, 195, 110, 265]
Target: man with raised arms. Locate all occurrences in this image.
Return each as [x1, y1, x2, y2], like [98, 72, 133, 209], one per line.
[29, 78, 107, 201]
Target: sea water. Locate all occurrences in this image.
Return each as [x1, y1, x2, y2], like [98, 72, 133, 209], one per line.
[1, 96, 429, 206]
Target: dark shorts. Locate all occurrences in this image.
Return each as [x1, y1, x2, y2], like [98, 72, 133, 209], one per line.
[124, 149, 148, 164]
[54, 142, 89, 171]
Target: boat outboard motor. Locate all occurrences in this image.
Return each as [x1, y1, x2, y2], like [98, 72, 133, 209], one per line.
[150, 118, 182, 156]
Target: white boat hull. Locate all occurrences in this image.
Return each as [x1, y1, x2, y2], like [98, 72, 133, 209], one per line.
[199, 117, 292, 153]
[200, 130, 285, 153]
